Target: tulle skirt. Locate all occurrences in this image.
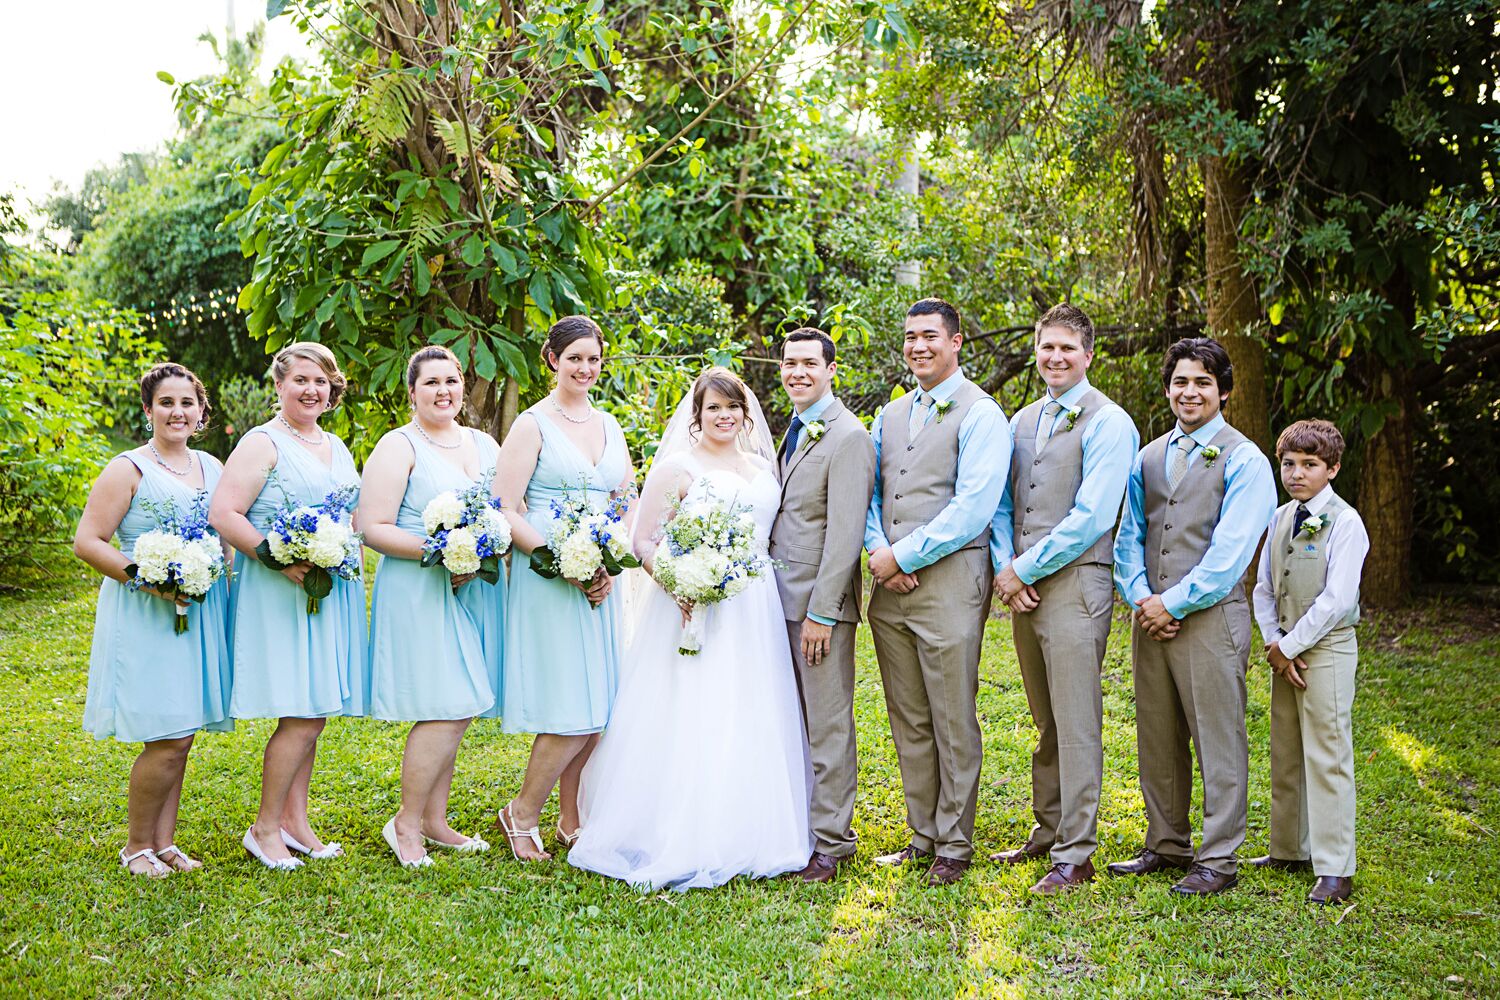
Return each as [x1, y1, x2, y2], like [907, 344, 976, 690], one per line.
[568, 571, 812, 891]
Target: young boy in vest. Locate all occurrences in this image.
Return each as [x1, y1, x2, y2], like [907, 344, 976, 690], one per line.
[1250, 419, 1368, 905]
[1111, 337, 1277, 895]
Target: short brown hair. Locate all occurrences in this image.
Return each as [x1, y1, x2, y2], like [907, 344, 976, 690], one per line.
[139, 362, 211, 432]
[1035, 303, 1095, 351]
[405, 345, 463, 392]
[271, 342, 348, 408]
[690, 366, 755, 439]
[543, 315, 605, 371]
[1276, 419, 1345, 466]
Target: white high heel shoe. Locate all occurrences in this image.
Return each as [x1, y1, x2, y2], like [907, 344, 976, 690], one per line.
[280, 828, 344, 860]
[423, 832, 491, 854]
[119, 846, 170, 878]
[383, 818, 433, 869]
[242, 829, 303, 871]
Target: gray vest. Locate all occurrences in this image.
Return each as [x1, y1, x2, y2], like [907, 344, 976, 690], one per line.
[1268, 493, 1360, 634]
[1010, 387, 1114, 568]
[1141, 423, 1250, 604]
[879, 378, 991, 554]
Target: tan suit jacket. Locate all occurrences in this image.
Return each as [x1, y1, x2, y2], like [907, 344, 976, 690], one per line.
[770, 398, 875, 624]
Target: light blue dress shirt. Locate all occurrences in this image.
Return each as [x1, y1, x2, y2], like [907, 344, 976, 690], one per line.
[785, 389, 837, 627]
[1113, 412, 1276, 619]
[990, 379, 1139, 582]
[864, 369, 1011, 574]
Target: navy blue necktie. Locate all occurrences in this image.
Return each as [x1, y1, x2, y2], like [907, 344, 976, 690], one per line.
[781, 414, 803, 461]
[1293, 503, 1310, 536]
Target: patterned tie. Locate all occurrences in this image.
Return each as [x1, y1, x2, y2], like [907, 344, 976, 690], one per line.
[780, 414, 803, 462]
[1040, 399, 1064, 446]
[907, 390, 931, 439]
[1167, 434, 1195, 491]
[1293, 503, 1310, 536]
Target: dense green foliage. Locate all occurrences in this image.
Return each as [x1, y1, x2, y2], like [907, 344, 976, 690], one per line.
[2, 563, 1496, 995]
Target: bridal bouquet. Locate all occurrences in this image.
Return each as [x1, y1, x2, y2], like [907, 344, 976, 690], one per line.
[420, 480, 511, 585]
[528, 489, 639, 595]
[651, 493, 770, 655]
[125, 492, 226, 635]
[255, 479, 363, 615]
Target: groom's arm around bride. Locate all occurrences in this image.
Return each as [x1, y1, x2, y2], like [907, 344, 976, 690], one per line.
[770, 328, 876, 883]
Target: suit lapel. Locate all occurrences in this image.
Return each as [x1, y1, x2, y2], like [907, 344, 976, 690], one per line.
[782, 398, 845, 488]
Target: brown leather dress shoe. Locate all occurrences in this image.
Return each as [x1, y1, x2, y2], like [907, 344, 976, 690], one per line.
[1248, 855, 1312, 873]
[989, 842, 1050, 865]
[874, 844, 932, 868]
[1105, 849, 1194, 877]
[791, 851, 848, 883]
[925, 856, 971, 886]
[1170, 863, 1239, 896]
[1030, 860, 1095, 895]
[1307, 876, 1353, 905]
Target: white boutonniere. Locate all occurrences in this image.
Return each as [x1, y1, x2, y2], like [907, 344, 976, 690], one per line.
[1201, 444, 1222, 468]
[1297, 513, 1327, 539]
[934, 399, 956, 423]
[801, 420, 827, 449]
[1061, 404, 1083, 432]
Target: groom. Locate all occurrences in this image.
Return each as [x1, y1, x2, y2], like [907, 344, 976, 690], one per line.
[866, 298, 1010, 886]
[771, 327, 877, 883]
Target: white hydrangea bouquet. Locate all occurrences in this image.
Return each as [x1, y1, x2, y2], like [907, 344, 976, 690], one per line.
[420, 479, 511, 585]
[651, 492, 770, 655]
[255, 479, 363, 615]
[528, 487, 639, 603]
[125, 492, 226, 635]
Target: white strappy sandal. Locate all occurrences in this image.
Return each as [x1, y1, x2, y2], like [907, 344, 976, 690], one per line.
[119, 846, 170, 878]
[280, 828, 344, 860]
[555, 823, 580, 849]
[423, 832, 491, 854]
[156, 844, 202, 871]
[382, 818, 434, 869]
[242, 829, 303, 871]
[496, 802, 549, 860]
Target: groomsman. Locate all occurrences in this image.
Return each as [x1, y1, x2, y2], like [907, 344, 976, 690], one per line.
[866, 297, 1011, 887]
[988, 304, 1139, 894]
[770, 328, 877, 883]
[1112, 337, 1276, 895]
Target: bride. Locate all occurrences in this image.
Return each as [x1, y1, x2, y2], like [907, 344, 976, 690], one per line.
[567, 368, 812, 890]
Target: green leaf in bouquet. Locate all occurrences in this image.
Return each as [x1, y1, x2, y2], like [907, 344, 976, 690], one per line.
[255, 539, 292, 572]
[528, 545, 561, 579]
[304, 566, 334, 600]
[420, 547, 445, 569]
[478, 555, 501, 586]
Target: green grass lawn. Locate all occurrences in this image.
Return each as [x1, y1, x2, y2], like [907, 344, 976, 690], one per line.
[2, 558, 1496, 998]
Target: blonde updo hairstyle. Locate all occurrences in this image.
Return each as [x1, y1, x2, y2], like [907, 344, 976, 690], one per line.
[271, 341, 348, 409]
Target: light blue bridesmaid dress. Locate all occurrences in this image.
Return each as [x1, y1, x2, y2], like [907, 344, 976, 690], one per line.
[367, 427, 505, 721]
[83, 451, 233, 743]
[228, 425, 370, 720]
[502, 408, 628, 735]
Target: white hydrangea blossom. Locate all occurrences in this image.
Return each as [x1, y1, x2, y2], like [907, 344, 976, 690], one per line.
[131, 532, 183, 585]
[441, 525, 482, 575]
[306, 515, 353, 568]
[558, 530, 602, 582]
[422, 490, 465, 535]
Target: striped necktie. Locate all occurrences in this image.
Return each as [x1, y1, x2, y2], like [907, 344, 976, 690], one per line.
[907, 390, 932, 438]
[1168, 434, 1195, 490]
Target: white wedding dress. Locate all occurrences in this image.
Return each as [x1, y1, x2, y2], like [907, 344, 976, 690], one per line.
[567, 461, 813, 891]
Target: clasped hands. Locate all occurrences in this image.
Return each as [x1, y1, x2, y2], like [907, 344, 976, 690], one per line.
[1133, 594, 1181, 642]
[868, 548, 918, 594]
[569, 567, 613, 607]
[1265, 640, 1309, 690]
[993, 562, 1040, 613]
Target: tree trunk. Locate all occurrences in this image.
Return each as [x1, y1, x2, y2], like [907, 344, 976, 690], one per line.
[1358, 368, 1414, 607]
[1202, 154, 1269, 455]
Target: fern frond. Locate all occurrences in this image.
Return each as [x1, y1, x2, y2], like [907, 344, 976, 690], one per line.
[357, 73, 421, 147]
[405, 193, 448, 250]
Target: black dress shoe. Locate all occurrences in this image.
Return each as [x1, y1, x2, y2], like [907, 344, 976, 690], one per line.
[989, 842, 1050, 865]
[1307, 876, 1353, 904]
[1106, 849, 1194, 877]
[1248, 854, 1312, 873]
[1170, 863, 1239, 896]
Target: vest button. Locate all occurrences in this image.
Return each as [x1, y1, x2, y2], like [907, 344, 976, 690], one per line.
[1033, 458, 1041, 466]
[1161, 549, 1169, 556]
[1286, 547, 1293, 554]
[906, 445, 914, 452]
[895, 494, 902, 500]
[1023, 530, 1030, 536]
[1025, 507, 1033, 513]
[1159, 574, 1167, 581]
[1169, 499, 1177, 506]
[1283, 569, 1290, 576]
[899, 469, 907, 475]
[893, 519, 901, 525]
[1029, 483, 1037, 489]
[1164, 523, 1172, 530]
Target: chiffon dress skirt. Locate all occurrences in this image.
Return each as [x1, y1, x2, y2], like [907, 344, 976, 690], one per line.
[367, 428, 503, 721]
[84, 451, 234, 743]
[500, 408, 628, 735]
[568, 466, 813, 891]
[228, 425, 370, 720]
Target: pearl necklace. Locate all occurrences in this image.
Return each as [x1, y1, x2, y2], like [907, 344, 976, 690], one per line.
[276, 412, 325, 445]
[147, 440, 194, 477]
[552, 397, 595, 425]
[413, 419, 463, 450]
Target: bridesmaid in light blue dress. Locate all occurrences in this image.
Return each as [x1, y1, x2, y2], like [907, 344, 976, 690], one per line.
[361, 346, 505, 867]
[210, 342, 369, 871]
[73, 363, 232, 878]
[493, 316, 635, 861]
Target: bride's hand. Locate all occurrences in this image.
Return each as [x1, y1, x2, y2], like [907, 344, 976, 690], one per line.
[676, 597, 694, 624]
